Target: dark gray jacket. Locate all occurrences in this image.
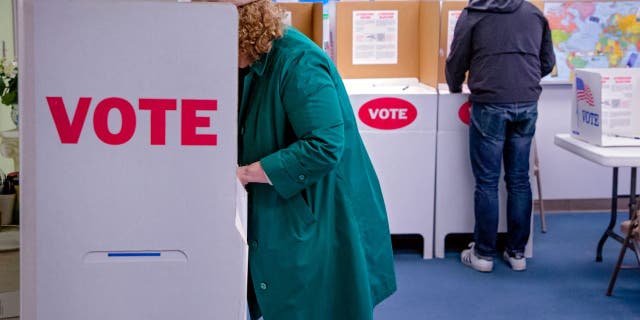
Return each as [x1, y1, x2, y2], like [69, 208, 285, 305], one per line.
[445, 0, 556, 103]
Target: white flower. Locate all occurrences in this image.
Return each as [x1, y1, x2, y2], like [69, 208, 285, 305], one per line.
[1, 59, 17, 79]
[0, 57, 18, 106]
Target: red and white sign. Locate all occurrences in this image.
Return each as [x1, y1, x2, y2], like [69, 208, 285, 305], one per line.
[358, 97, 417, 130]
[458, 101, 471, 125]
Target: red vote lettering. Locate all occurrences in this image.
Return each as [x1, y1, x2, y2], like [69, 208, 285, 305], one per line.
[139, 98, 177, 145]
[46, 96, 217, 146]
[181, 99, 218, 146]
[358, 97, 417, 130]
[93, 97, 136, 145]
[47, 96, 92, 144]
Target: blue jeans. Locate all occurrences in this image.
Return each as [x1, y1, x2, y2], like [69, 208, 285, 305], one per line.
[469, 102, 537, 258]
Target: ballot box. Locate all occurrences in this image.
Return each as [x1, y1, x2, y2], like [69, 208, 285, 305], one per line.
[571, 68, 640, 147]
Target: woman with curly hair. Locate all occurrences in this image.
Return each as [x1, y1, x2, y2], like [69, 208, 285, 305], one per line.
[215, 0, 398, 319]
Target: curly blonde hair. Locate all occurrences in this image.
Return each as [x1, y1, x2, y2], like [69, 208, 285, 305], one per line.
[238, 0, 285, 63]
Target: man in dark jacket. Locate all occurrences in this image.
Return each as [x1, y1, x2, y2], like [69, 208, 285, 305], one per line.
[446, 0, 555, 272]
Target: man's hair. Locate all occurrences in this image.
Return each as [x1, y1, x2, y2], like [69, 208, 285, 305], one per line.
[239, 0, 285, 63]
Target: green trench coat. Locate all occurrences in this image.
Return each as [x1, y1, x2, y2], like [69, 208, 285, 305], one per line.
[239, 28, 396, 320]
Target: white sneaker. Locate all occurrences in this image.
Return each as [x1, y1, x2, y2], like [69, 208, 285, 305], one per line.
[461, 243, 493, 272]
[503, 251, 527, 271]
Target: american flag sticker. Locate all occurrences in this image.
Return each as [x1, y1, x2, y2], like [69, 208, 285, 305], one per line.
[576, 77, 595, 107]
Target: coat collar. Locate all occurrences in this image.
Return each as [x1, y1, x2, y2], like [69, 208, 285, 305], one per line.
[249, 29, 287, 76]
[238, 39, 277, 131]
[248, 48, 271, 77]
[239, 48, 272, 133]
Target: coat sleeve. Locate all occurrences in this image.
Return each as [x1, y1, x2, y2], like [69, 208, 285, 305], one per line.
[539, 17, 556, 78]
[260, 51, 345, 199]
[445, 10, 472, 93]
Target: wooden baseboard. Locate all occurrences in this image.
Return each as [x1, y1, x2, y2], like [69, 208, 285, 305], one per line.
[534, 198, 634, 213]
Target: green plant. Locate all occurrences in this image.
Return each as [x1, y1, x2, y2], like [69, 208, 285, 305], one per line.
[0, 57, 17, 106]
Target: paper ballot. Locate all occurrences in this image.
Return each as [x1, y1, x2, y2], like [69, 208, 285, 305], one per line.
[235, 178, 248, 245]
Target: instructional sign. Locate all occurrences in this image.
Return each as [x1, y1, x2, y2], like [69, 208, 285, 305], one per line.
[352, 10, 398, 65]
[601, 75, 636, 136]
[447, 10, 462, 56]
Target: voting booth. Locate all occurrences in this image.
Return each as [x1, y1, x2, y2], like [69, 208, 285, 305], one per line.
[571, 68, 640, 147]
[335, 0, 439, 85]
[435, 1, 533, 258]
[434, 86, 533, 258]
[20, 1, 247, 319]
[336, 1, 440, 259]
[344, 79, 437, 259]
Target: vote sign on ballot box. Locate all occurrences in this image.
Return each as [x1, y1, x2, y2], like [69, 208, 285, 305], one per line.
[20, 1, 247, 320]
[571, 68, 640, 147]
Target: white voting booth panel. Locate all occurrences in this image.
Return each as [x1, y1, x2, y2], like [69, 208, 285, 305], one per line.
[20, 1, 247, 319]
[571, 68, 640, 147]
[435, 85, 532, 259]
[344, 78, 437, 259]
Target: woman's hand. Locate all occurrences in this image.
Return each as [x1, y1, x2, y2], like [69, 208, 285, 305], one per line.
[236, 161, 271, 186]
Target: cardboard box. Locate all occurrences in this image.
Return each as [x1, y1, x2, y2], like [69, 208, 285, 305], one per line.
[571, 68, 640, 146]
[276, 2, 324, 47]
[335, 1, 439, 88]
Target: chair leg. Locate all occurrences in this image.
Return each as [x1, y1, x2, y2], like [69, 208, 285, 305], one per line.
[535, 168, 546, 233]
[607, 235, 631, 296]
[632, 239, 640, 266]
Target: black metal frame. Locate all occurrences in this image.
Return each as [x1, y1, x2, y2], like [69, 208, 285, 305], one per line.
[596, 167, 637, 262]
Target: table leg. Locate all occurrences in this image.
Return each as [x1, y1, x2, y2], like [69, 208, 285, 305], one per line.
[597, 167, 619, 262]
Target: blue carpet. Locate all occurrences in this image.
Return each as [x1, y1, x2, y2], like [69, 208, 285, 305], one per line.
[374, 212, 640, 320]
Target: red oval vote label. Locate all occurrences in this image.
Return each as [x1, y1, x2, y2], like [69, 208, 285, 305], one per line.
[458, 101, 471, 125]
[358, 97, 418, 130]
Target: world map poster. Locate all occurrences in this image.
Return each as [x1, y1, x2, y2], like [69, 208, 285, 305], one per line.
[544, 1, 640, 83]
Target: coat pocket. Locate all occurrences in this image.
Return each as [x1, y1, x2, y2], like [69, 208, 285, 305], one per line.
[286, 193, 318, 240]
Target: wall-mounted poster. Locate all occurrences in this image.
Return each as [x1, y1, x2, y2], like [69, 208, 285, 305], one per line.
[544, 1, 640, 83]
